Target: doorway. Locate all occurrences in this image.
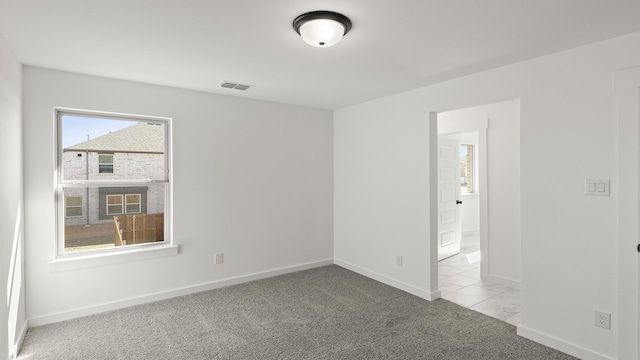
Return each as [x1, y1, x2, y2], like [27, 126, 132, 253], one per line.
[432, 99, 522, 325]
[436, 132, 480, 263]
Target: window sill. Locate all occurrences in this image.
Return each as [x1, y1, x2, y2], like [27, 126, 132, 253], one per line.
[48, 244, 179, 272]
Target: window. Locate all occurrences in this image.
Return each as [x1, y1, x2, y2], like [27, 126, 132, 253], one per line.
[56, 109, 171, 255]
[460, 144, 474, 193]
[98, 187, 148, 219]
[98, 153, 114, 173]
[105, 192, 142, 216]
[65, 196, 83, 217]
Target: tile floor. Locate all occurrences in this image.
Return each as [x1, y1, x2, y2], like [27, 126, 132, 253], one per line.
[439, 232, 521, 326]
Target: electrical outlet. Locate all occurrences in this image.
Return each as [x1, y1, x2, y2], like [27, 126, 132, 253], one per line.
[594, 311, 611, 330]
[396, 255, 403, 266]
[214, 253, 224, 265]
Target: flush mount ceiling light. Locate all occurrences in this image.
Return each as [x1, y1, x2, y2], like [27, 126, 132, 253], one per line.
[293, 11, 352, 47]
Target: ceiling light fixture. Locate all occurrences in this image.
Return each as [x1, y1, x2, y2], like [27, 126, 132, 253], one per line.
[293, 11, 352, 48]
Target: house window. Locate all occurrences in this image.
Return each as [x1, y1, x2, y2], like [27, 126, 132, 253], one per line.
[56, 109, 171, 255]
[106, 194, 141, 215]
[460, 144, 474, 193]
[65, 196, 83, 217]
[101, 189, 146, 218]
[98, 153, 114, 173]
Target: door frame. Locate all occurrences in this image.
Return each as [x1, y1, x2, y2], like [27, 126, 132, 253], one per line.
[615, 65, 640, 359]
[430, 112, 489, 293]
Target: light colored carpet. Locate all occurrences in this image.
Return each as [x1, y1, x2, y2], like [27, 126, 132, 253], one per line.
[18, 265, 576, 359]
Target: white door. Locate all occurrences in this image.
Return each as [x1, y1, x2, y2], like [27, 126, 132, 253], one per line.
[438, 134, 462, 261]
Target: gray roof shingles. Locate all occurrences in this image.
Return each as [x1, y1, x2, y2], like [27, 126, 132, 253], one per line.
[64, 123, 164, 153]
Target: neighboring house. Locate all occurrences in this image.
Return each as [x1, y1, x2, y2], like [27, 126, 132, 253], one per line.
[62, 123, 165, 232]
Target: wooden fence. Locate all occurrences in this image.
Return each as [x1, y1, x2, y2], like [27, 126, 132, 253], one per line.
[65, 223, 113, 241]
[114, 213, 164, 246]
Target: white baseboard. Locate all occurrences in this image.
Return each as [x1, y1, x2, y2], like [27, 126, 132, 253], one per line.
[517, 325, 614, 360]
[28, 259, 333, 327]
[334, 258, 440, 301]
[485, 273, 521, 289]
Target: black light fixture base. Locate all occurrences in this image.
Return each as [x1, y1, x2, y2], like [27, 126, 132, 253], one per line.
[293, 11, 352, 36]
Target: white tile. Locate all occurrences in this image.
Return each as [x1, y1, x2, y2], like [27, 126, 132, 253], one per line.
[442, 286, 500, 308]
[438, 265, 463, 276]
[453, 284, 505, 298]
[439, 274, 479, 288]
[438, 281, 465, 295]
[470, 295, 521, 321]
[476, 280, 514, 294]
[444, 263, 477, 274]
[464, 251, 481, 264]
[438, 256, 461, 265]
[442, 292, 487, 308]
[459, 268, 481, 281]
[493, 289, 521, 303]
[449, 257, 479, 267]
[461, 244, 479, 251]
[440, 232, 522, 326]
[504, 312, 521, 326]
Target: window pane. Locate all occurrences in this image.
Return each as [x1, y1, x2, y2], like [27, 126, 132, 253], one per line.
[64, 192, 84, 219]
[66, 196, 82, 207]
[65, 206, 83, 217]
[98, 154, 113, 164]
[460, 144, 474, 193]
[61, 116, 166, 181]
[65, 195, 83, 217]
[99, 164, 114, 173]
[107, 205, 122, 215]
[125, 204, 141, 213]
[62, 184, 166, 253]
[107, 195, 122, 205]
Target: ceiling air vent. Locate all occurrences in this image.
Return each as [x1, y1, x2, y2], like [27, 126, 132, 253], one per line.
[220, 81, 252, 91]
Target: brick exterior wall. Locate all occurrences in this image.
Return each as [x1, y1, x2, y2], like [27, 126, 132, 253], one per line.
[63, 151, 165, 227]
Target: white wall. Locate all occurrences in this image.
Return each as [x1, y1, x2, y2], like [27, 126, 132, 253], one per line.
[334, 100, 434, 299]
[439, 100, 521, 285]
[22, 67, 334, 324]
[0, 33, 25, 359]
[334, 32, 640, 359]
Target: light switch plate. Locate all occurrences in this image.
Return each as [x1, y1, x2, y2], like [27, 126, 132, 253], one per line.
[584, 179, 610, 196]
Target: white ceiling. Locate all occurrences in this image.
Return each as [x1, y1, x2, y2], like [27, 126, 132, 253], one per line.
[1, 0, 639, 110]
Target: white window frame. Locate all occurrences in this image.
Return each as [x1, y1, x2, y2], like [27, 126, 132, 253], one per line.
[54, 108, 174, 261]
